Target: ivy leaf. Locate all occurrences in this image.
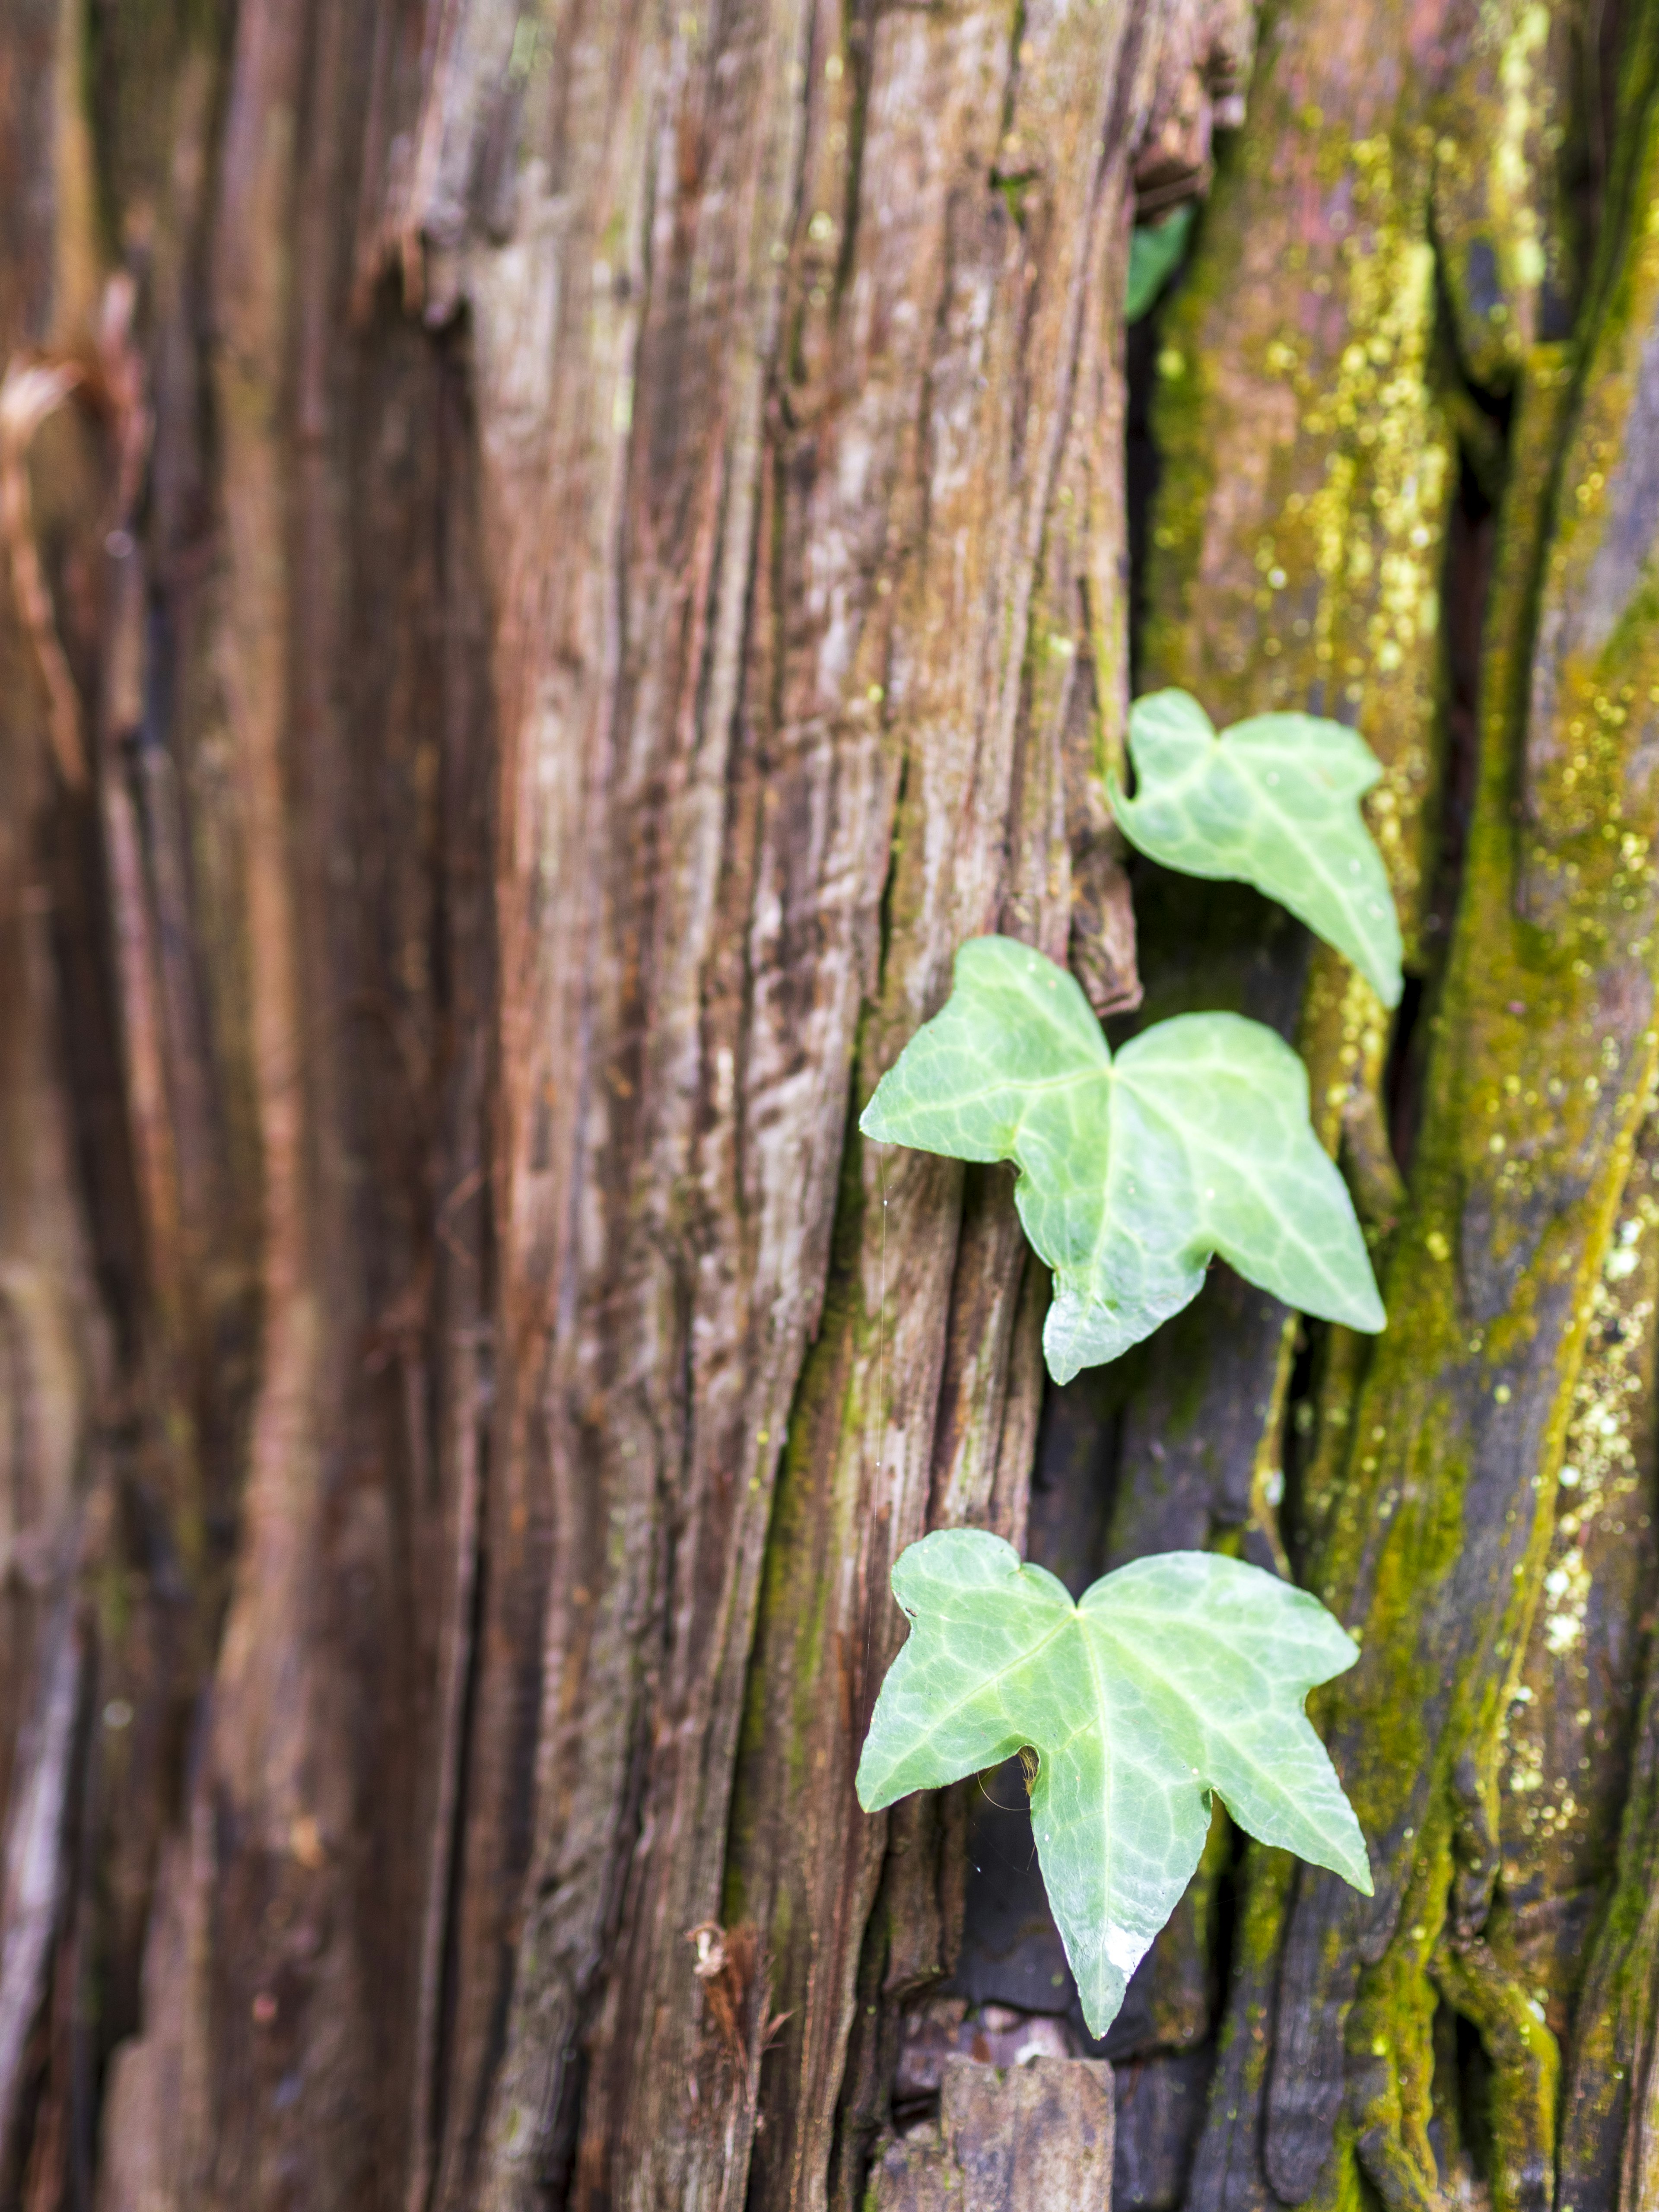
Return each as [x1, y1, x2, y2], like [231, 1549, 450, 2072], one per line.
[856, 1530, 1372, 2038]
[1125, 203, 1196, 321]
[860, 937, 1383, 1381]
[1108, 690, 1404, 1007]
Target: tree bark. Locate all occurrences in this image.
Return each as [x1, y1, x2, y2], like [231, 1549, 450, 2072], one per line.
[2, 3, 1659, 2211]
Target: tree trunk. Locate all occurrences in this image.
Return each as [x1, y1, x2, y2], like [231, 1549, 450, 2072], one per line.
[1, 2, 1658, 2210]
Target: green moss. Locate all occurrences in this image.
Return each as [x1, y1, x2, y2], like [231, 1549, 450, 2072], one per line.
[82, 0, 227, 261]
[1433, 1932, 1560, 2212]
[1336, 1812, 1452, 2202]
[993, 173, 1036, 227]
[721, 1085, 875, 1926]
[1564, 1729, 1659, 2165]
[1213, 1845, 1300, 2117]
[1220, 290, 1654, 2193]
[1131, 33, 1659, 2209]
[1302, 247, 1659, 2184]
[1146, 115, 1451, 959]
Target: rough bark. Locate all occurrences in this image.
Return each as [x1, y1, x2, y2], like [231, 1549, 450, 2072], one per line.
[2, 2, 1659, 2212]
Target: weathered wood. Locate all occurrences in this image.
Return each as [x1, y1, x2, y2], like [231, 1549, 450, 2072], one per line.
[4, 2, 1659, 2209]
[871, 2057, 1115, 2212]
[0, 1590, 83, 2182]
[0, 3, 1175, 2205]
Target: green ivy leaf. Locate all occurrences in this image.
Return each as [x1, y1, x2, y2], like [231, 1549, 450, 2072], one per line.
[860, 937, 1384, 1381]
[1125, 203, 1196, 322]
[856, 1530, 1372, 2037]
[1108, 690, 1405, 1007]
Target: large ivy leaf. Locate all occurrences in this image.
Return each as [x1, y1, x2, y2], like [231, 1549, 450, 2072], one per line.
[856, 1530, 1372, 2037]
[1108, 689, 1404, 1007]
[860, 937, 1383, 1381]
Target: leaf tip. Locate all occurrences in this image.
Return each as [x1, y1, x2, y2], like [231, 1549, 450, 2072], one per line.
[853, 1740, 898, 1816]
[858, 1087, 894, 1142]
[1327, 1835, 1375, 1897]
[1369, 961, 1405, 1011]
[1040, 1294, 1097, 1385]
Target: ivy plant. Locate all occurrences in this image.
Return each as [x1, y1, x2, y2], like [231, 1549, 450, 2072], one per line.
[855, 1532, 1372, 2037]
[855, 691, 1393, 2028]
[1125, 204, 1196, 322]
[861, 935, 1384, 1380]
[1108, 688, 1404, 1007]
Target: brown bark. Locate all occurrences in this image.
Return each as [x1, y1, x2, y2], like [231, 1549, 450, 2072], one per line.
[0, 1, 1188, 2204]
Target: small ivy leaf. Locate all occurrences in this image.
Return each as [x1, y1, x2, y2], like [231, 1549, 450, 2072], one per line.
[1107, 690, 1405, 1007]
[860, 937, 1384, 1381]
[856, 1529, 1372, 2039]
[1125, 203, 1196, 322]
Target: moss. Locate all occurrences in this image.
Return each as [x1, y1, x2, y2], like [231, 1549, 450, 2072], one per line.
[1146, 114, 1451, 955]
[1208, 1845, 1300, 2136]
[1562, 1700, 1659, 2183]
[1497, 1126, 1659, 1926]
[1246, 1309, 1300, 1576]
[1324, 2118, 1373, 2212]
[1131, 31, 1659, 2208]
[82, 0, 227, 261]
[1297, 1322, 1372, 1559]
[1238, 305, 1653, 2199]
[992, 173, 1036, 227]
[1302, 247, 1659, 2190]
[722, 1084, 875, 1926]
[1433, 1933, 1560, 2212]
[1337, 1807, 1453, 2209]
